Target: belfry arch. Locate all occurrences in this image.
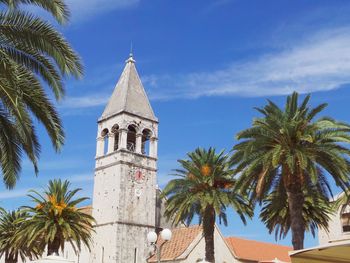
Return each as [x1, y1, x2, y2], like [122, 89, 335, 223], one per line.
[127, 125, 137, 152]
[112, 124, 120, 151]
[142, 129, 152, 156]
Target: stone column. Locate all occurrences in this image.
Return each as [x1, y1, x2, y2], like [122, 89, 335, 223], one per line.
[135, 133, 143, 154]
[150, 137, 158, 158]
[119, 128, 128, 149]
[107, 133, 115, 154]
[96, 137, 104, 157]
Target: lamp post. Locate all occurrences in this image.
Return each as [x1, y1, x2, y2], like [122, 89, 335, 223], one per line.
[147, 228, 172, 263]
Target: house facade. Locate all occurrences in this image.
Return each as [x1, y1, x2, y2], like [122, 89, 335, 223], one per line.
[318, 193, 350, 244]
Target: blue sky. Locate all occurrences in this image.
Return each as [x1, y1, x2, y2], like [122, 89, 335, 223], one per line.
[2, 0, 350, 248]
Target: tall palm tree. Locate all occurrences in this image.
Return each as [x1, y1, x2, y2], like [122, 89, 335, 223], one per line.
[0, 209, 41, 263]
[260, 179, 334, 241]
[162, 148, 252, 263]
[0, 0, 83, 188]
[22, 179, 95, 256]
[232, 92, 350, 249]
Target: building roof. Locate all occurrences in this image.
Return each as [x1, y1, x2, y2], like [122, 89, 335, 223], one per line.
[225, 237, 292, 263]
[100, 54, 157, 122]
[148, 225, 202, 262]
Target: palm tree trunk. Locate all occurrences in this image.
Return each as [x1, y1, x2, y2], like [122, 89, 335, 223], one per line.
[286, 189, 305, 250]
[203, 206, 216, 263]
[47, 236, 61, 256]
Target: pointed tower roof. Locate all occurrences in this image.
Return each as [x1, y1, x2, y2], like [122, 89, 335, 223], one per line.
[100, 54, 157, 122]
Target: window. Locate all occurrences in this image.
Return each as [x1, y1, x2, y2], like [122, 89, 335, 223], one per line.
[101, 128, 109, 155]
[134, 248, 138, 263]
[112, 124, 119, 151]
[142, 129, 152, 156]
[127, 125, 137, 152]
[341, 203, 350, 232]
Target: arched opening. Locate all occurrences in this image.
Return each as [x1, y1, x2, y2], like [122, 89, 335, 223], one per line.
[142, 129, 152, 156]
[341, 203, 350, 232]
[127, 125, 137, 152]
[112, 124, 119, 151]
[101, 128, 109, 155]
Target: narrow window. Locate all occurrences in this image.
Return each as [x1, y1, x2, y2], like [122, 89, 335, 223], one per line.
[102, 246, 105, 263]
[134, 248, 138, 263]
[341, 203, 350, 232]
[112, 124, 119, 151]
[127, 125, 137, 152]
[101, 129, 109, 155]
[142, 129, 152, 156]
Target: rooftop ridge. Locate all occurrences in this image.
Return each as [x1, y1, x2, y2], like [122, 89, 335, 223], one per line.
[225, 236, 293, 248]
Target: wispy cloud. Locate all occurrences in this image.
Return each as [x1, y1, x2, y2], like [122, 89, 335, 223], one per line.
[0, 188, 32, 199]
[61, 26, 350, 108]
[0, 174, 93, 200]
[65, 173, 94, 183]
[59, 95, 109, 109]
[145, 27, 350, 99]
[66, 0, 140, 22]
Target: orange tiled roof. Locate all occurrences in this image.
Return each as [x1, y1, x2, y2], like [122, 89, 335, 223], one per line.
[148, 225, 202, 262]
[225, 237, 292, 263]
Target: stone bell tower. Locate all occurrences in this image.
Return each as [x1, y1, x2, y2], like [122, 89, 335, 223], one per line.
[90, 54, 159, 263]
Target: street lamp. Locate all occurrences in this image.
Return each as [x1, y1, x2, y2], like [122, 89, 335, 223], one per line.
[147, 228, 172, 263]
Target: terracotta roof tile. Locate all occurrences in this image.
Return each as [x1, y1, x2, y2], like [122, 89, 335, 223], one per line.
[225, 237, 292, 263]
[148, 225, 202, 262]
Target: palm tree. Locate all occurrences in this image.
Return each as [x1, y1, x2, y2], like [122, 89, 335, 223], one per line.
[162, 148, 252, 263]
[232, 92, 350, 249]
[22, 179, 95, 256]
[260, 179, 334, 241]
[0, 209, 41, 263]
[0, 0, 83, 188]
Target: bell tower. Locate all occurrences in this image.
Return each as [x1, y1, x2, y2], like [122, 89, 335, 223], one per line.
[90, 54, 159, 263]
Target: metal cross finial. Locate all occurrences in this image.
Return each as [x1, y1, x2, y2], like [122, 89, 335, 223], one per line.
[126, 42, 136, 63]
[130, 41, 133, 58]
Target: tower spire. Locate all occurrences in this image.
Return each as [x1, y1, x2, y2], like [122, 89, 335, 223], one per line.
[101, 52, 156, 121]
[126, 42, 135, 63]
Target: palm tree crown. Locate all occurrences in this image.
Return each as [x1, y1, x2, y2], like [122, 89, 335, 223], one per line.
[0, 209, 40, 263]
[22, 179, 95, 256]
[162, 147, 252, 263]
[0, 0, 83, 188]
[232, 92, 350, 249]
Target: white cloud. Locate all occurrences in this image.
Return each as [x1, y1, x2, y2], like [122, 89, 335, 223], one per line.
[59, 95, 109, 109]
[0, 174, 93, 200]
[66, 173, 94, 183]
[145, 27, 350, 99]
[66, 0, 140, 22]
[62, 26, 350, 108]
[0, 188, 32, 199]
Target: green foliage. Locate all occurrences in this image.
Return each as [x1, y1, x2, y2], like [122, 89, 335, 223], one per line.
[0, 209, 41, 263]
[162, 147, 252, 262]
[0, 0, 83, 188]
[21, 179, 95, 255]
[232, 92, 350, 249]
[260, 180, 334, 240]
[163, 147, 252, 226]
